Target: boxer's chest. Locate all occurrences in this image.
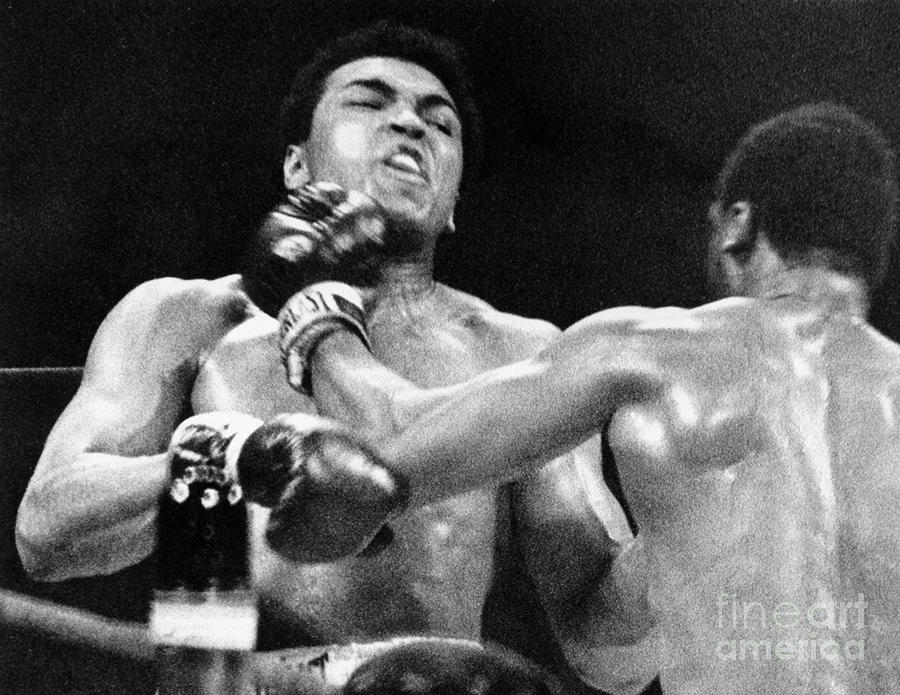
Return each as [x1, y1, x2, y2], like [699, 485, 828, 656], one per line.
[192, 311, 512, 415]
[191, 314, 513, 639]
[368, 310, 512, 386]
[192, 319, 305, 418]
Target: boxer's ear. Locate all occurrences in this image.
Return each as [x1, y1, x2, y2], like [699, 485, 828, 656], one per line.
[444, 211, 456, 234]
[443, 193, 460, 234]
[719, 201, 755, 256]
[283, 144, 311, 192]
[708, 201, 758, 298]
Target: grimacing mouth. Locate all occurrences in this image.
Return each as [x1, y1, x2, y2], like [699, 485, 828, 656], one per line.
[382, 144, 429, 182]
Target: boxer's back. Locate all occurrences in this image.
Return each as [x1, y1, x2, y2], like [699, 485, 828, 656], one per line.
[814, 307, 900, 692]
[607, 297, 900, 694]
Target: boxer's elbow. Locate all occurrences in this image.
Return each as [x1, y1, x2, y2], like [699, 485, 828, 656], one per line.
[15, 477, 108, 582]
[15, 501, 73, 582]
[16, 536, 62, 582]
[559, 637, 658, 695]
[15, 500, 152, 582]
[552, 594, 658, 694]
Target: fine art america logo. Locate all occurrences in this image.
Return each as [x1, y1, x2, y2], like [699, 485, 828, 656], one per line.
[715, 593, 867, 662]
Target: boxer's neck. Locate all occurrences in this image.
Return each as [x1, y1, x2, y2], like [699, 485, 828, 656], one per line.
[757, 266, 869, 318]
[375, 257, 438, 303]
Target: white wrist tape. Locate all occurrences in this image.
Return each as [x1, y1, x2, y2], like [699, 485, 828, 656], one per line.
[169, 412, 264, 482]
[278, 281, 372, 395]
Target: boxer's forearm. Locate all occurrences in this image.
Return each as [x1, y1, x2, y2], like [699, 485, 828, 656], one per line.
[311, 332, 413, 438]
[16, 451, 168, 581]
[383, 365, 595, 508]
[312, 332, 464, 437]
[315, 334, 596, 508]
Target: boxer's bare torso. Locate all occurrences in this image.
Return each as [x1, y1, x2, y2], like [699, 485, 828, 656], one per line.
[363, 279, 900, 694]
[589, 295, 900, 693]
[192, 275, 555, 644]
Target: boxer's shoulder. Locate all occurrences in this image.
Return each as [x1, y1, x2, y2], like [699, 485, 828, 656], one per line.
[117, 274, 251, 327]
[558, 302, 755, 394]
[437, 284, 559, 351]
[191, 299, 306, 417]
[194, 311, 278, 378]
[88, 275, 257, 384]
[568, 304, 697, 342]
[569, 300, 753, 348]
[210, 310, 279, 354]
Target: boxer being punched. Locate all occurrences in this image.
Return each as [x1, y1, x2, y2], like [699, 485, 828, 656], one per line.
[288, 103, 900, 694]
[14, 20, 623, 690]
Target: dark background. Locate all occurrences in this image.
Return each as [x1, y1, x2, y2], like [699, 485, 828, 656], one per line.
[4, 0, 900, 367]
[2, 3, 899, 692]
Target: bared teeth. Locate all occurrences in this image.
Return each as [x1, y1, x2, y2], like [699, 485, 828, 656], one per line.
[387, 153, 422, 175]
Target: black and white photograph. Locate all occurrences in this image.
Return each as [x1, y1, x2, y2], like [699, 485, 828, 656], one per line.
[3, 2, 900, 693]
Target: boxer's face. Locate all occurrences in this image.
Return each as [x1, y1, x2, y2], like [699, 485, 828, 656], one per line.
[705, 201, 733, 298]
[706, 200, 766, 297]
[285, 57, 463, 245]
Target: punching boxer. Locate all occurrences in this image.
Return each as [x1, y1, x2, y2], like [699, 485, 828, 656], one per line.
[273, 102, 900, 694]
[14, 20, 619, 692]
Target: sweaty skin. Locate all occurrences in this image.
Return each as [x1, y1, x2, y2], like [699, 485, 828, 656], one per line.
[14, 53, 645, 692]
[194, 280, 556, 644]
[13, 271, 556, 643]
[316, 282, 900, 694]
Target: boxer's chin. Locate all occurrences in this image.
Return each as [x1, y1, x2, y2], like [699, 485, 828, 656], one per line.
[368, 179, 424, 214]
[372, 194, 444, 250]
[381, 212, 435, 255]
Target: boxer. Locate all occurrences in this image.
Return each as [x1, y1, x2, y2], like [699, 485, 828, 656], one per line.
[15, 20, 620, 693]
[281, 103, 900, 694]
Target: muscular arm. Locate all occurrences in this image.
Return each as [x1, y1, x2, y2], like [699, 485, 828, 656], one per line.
[312, 312, 662, 507]
[311, 313, 665, 690]
[15, 278, 241, 581]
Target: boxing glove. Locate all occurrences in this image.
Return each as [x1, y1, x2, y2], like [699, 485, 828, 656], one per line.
[236, 413, 409, 562]
[154, 412, 263, 657]
[242, 182, 387, 318]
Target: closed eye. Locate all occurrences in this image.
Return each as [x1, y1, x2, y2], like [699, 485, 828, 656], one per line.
[427, 120, 454, 136]
[347, 99, 384, 110]
[422, 110, 458, 137]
